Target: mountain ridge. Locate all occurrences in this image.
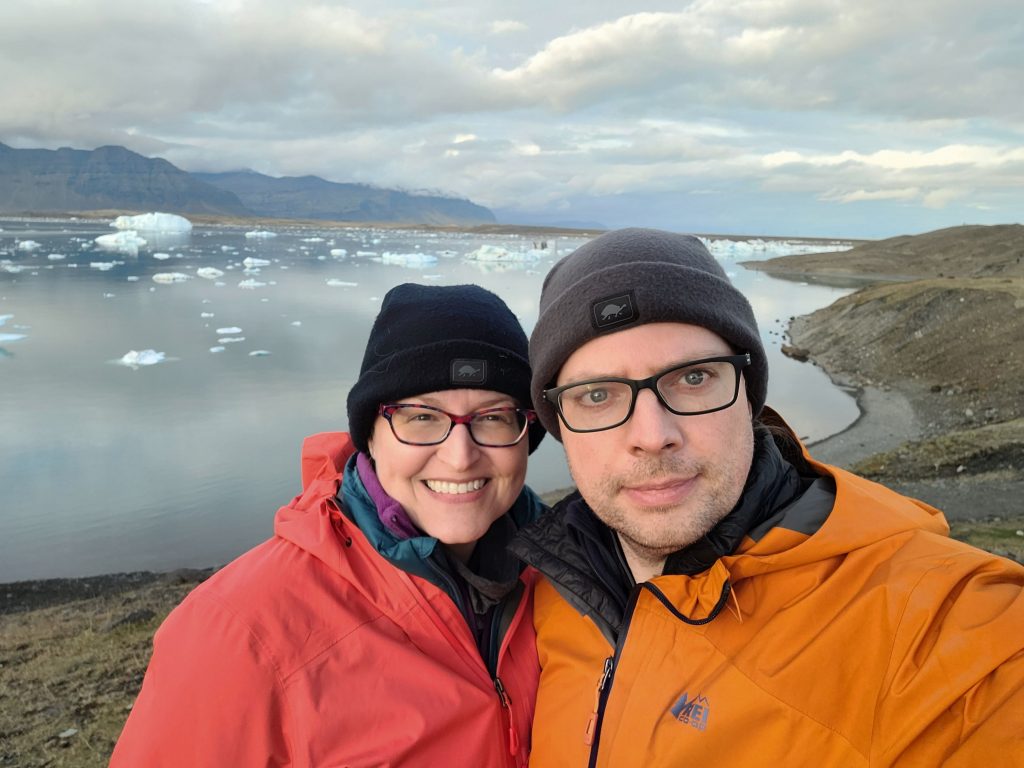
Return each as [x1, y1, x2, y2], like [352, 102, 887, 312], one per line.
[0, 143, 496, 225]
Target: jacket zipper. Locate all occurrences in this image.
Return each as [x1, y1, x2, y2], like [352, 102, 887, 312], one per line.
[586, 584, 642, 768]
[494, 676, 521, 765]
[583, 579, 733, 767]
[426, 556, 525, 766]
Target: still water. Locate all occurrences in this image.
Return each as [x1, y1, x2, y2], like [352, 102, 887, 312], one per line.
[0, 218, 858, 580]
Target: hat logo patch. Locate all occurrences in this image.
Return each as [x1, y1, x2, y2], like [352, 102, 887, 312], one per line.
[451, 358, 487, 385]
[591, 290, 638, 331]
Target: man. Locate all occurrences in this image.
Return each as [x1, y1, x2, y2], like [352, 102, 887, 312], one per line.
[510, 228, 1024, 767]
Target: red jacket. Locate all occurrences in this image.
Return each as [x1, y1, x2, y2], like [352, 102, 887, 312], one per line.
[111, 432, 539, 767]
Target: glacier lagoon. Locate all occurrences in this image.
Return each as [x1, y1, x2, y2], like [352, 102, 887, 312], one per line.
[0, 217, 858, 581]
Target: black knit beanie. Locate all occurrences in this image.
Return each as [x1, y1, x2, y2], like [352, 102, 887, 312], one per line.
[530, 228, 767, 441]
[347, 283, 544, 454]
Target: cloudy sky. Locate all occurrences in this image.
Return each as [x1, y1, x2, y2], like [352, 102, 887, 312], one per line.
[1, 0, 1021, 237]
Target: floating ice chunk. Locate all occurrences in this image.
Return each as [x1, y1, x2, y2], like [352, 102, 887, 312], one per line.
[103, 293, 116, 298]
[465, 245, 541, 262]
[249, 350, 271, 357]
[126, 275, 140, 281]
[216, 326, 243, 334]
[0, 315, 12, 326]
[330, 248, 347, 256]
[152, 272, 190, 284]
[209, 346, 226, 353]
[112, 213, 192, 232]
[237, 279, 267, 289]
[48, 253, 66, 260]
[301, 237, 325, 242]
[245, 230, 277, 239]
[356, 250, 378, 257]
[153, 252, 171, 260]
[117, 349, 166, 368]
[196, 267, 225, 279]
[290, 321, 302, 327]
[219, 336, 245, 343]
[214, 281, 226, 287]
[201, 312, 215, 318]
[382, 251, 438, 267]
[0, 332, 26, 343]
[326, 279, 358, 287]
[90, 261, 117, 271]
[17, 240, 42, 252]
[243, 257, 271, 268]
[1, 263, 26, 273]
[95, 231, 147, 253]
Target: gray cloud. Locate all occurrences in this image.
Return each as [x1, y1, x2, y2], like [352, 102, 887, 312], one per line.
[1, 0, 1021, 236]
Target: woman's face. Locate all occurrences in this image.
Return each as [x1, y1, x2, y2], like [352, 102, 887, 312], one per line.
[367, 388, 529, 561]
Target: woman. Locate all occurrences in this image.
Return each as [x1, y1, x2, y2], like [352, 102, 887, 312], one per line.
[111, 283, 546, 767]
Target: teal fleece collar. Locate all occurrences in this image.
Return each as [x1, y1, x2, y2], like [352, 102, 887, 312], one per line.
[339, 453, 546, 587]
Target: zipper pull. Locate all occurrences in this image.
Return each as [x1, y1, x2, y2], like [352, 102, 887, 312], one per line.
[494, 677, 520, 757]
[584, 657, 614, 745]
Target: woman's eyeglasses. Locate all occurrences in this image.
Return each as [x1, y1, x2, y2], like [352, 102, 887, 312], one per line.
[378, 403, 536, 447]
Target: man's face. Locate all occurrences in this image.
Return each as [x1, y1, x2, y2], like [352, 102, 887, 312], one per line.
[556, 322, 755, 564]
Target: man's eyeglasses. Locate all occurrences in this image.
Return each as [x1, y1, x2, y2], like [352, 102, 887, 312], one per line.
[377, 404, 536, 447]
[544, 353, 751, 433]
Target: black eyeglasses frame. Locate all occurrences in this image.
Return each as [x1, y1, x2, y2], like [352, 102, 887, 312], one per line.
[543, 353, 751, 434]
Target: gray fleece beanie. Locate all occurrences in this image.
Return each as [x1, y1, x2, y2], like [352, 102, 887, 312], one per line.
[530, 228, 767, 440]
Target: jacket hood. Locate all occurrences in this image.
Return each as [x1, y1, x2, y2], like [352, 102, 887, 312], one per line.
[274, 431, 545, 590]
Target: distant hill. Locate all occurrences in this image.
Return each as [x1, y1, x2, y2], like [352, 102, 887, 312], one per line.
[0, 143, 249, 216]
[745, 224, 1024, 280]
[0, 144, 497, 226]
[194, 170, 496, 226]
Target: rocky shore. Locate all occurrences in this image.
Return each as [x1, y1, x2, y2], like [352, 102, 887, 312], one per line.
[3, 223, 1023, 767]
[747, 223, 1023, 525]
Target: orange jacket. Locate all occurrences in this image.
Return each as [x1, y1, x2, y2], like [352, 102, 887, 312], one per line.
[111, 432, 539, 767]
[526, 458, 1024, 767]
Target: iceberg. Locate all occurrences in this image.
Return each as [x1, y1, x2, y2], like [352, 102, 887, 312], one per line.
[153, 252, 171, 260]
[112, 213, 193, 232]
[382, 251, 438, 267]
[196, 267, 225, 279]
[90, 261, 117, 270]
[238, 279, 267, 289]
[209, 346, 226, 353]
[216, 326, 243, 334]
[245, 231, 277, 239]
[248, 350, 271, 357]
[218, 336, 245, 343]
[0, 332, 26, 343]
[47, 253, 66, 260]
[17, 240, 42, 252]
[152, 272, 190, 284]
[117, 349, 166, 368]
[243, 257, 271, 268]
[465, 245, 542, 262]
[95, 231, 147, 254]
[330, 248, 348, 256]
